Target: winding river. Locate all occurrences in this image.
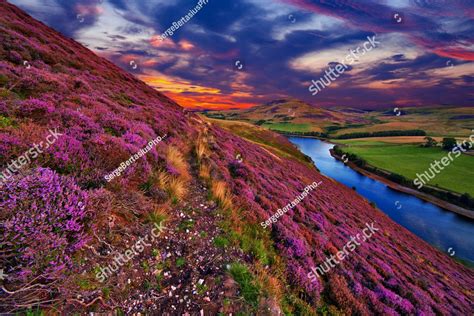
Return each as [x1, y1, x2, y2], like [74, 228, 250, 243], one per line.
[289, 137, 474, 266]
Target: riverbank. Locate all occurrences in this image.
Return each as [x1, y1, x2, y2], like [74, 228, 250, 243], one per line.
[330, 149, 474, 219]
[275, 132, 341, 144]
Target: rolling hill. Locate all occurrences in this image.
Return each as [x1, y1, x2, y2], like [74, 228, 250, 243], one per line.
[205, 99, 372, 133]
[206, 100, 474, 138]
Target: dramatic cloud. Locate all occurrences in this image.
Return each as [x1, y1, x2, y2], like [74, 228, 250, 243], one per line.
[9, 0, 474, 109]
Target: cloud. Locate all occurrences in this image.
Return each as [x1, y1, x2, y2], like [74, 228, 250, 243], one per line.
[8, 0, 474, 109]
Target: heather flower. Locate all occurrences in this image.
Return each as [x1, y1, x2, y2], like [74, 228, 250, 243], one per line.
[228, 160, 249, 178]
[287, 237, 308, 258]
[17, 97, 55, 117]
[0, 3, 471, 313]
[0, 168, 89, 281]
[44, 134, 88, 173]
[0, 100, 9, 115]
[100, 113, 130, 136]
[0, 132, 22, 160]
[166, 163, 180, 177]
[59, 108, 102, 140]
[8, 50, 23, 64]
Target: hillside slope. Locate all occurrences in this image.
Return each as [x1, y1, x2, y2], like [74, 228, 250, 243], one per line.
[0, 2, 473, 314]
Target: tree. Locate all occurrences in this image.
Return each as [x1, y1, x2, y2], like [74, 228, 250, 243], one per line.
[423, 136, 437, 148]
[442, 138, 457, 151]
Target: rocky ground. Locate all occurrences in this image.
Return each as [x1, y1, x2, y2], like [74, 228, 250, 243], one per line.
[66, 170, 254, 315]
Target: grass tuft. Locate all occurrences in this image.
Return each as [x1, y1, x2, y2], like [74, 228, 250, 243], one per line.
[213, 235, 230, 248]
[147, 206, 168, 226]
[158, 172, 187, 202]
[211, 181, 233, 210]
[229, 262, 261, 307]
[167, 146, 190, 180]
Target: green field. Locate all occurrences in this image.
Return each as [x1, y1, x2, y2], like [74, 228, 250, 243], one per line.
[334, 140, 474, 196]
[262, 122, 311, 132]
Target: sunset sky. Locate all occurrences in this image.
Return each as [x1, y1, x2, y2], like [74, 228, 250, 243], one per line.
[9, 0, 474, 110]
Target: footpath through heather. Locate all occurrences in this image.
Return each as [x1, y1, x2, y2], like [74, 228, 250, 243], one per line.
[68, 170, 251, 314]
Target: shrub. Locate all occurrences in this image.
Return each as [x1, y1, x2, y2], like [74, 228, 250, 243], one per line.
[388, 172, 408, 185]
[0, 168, 89, 282]
[228, 160, 249, 178]
[442, 138, 457, 151]
[422, 136, 437, 148]
[337, 130, 426, 139]
[17, 98, 54, 118]
[0, 74, 9, 86]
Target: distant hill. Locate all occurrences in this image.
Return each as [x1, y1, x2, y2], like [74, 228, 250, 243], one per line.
[206, 100, 474, 137]
[206, 99, 371, 133]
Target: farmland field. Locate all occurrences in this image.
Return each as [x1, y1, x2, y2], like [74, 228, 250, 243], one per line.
[334, 139, 474, 196]
[261, 122, 313, 132]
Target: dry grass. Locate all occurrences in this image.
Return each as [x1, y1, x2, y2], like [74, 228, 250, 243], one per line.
[166, 146, 190, 180]
[195, 133, 210, 161]
[254, 263, 284, 304]
[147, 204, 170, 226]
[158, 172, 170, 189]
[158, 172, 187, 202]
[168, 177, 187, 201]
[199, 162, 211, 180]
[211, 180, 233, 210]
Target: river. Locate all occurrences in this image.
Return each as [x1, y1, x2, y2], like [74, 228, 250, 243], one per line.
[289, 137, 474, 266]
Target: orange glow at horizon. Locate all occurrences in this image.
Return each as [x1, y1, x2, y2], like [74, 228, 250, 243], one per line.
[140, 74, 255, 110]
[165, 92, 255, 110]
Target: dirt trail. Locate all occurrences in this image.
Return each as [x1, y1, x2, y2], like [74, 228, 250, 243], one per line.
[111, 168, 250, 314]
